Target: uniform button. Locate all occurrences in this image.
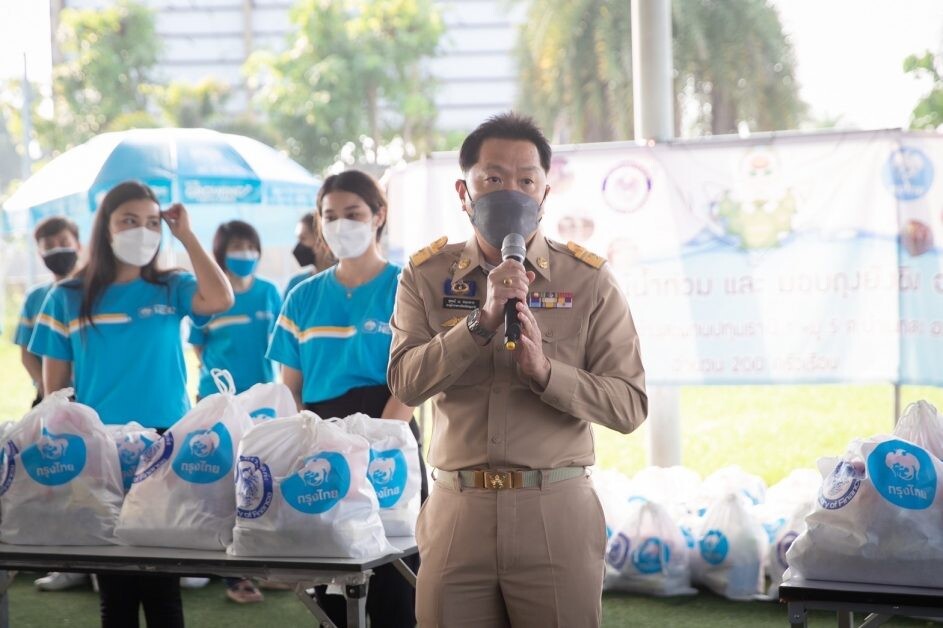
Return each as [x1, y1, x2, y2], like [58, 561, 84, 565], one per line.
[490, 435, 502, 444]
[545, 330, 554, 338]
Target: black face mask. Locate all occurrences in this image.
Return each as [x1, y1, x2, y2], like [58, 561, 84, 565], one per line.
[41, 247, 79, 277]
[292, 242, 315, 267]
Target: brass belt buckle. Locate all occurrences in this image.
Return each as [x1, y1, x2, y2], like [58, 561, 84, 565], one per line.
[483, 470, 511, 490]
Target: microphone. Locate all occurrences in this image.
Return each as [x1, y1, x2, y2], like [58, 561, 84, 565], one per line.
[501, 233, 526, 350]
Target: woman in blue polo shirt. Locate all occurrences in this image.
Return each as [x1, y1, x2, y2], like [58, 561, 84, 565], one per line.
[267, 169, 425, 628]
[190, 220, 281, 400]
[188, 219, 280, 604]
[29, 180, 233, 628]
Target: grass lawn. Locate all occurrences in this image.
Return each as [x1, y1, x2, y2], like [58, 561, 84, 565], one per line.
[2, 287, 942, 626]
[2, 574, 936, 627]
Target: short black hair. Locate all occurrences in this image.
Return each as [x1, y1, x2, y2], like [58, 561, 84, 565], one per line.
[299, 212, 315, 231]
[459, 112, 552, 174]
[212, 220, 262, 269]
[34, 216, 80, 243]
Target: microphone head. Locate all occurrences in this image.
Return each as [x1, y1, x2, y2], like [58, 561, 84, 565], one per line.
[501, 233, 526, 262]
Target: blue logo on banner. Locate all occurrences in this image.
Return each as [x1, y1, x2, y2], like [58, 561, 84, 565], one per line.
[116, 434, 154, 491]
[236, 455, 274, 519]
[281, 451, 350, 514]
[699, 530, 729, 565]
[632, 537, 670, 574]
[134, 433, 174, 483]
[249, 407, 277, 420]
[0, 442, 18, 496]
[606, 532, 631, 570]
[867, 439, 937, 510]
[22, 429, 86, 486]
[171, 423, 234, 484]
[883, 147, 934, 201]
[819, 460, 863, 510]
[368, 448, 408, 508]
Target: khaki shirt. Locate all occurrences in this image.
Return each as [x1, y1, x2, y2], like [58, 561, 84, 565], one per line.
[388, 231, 647, 471]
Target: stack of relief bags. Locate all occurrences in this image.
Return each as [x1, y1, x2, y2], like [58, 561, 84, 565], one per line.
[786, 400, 943, 587]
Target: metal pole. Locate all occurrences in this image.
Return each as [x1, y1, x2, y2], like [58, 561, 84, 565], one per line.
[632, 0, 681, 466]
[631, 0, 674, 142]
[21, 53, 37, 289]
[893, 384, 901, 427]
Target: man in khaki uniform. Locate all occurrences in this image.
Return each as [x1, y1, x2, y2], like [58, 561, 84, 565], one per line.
[388, 113, 647, 628]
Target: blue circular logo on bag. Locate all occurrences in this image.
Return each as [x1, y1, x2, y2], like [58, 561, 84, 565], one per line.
[883, 147, 934, 201]
[21, 429, 86, 486]
[281, 451, 350, 514]
[249, 407, 276, 420]
[368, 448, 408, 508]
[632, 537, 669, 574]
[699, 529, 729, 565]
[236, 455, 273, 519]
[171, 423, 234, 484]
[819, 460, 863, 510]
[867, 439, 937, 510]
[776, 531, 798, 569]
[134, 432, 174, 483]
[606, 532, 631, 570]
[116, 434, 153, 492]
[0, 441, 18, 496]
[763, 517, 786, 543]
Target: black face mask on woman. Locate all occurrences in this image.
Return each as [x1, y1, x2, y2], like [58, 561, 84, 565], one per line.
[292, 242, 315, 267]
[41, 247, 79, 277]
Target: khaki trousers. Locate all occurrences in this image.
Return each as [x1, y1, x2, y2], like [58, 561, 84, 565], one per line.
[415, 474, 607, 628]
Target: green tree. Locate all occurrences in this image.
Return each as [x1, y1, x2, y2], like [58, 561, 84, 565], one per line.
[144, 79, 231, 128]
[48, 1, 160, 148]
[516, 0, 806, 142]
[904, 51, 943, 130]
[245, 0, 444, 173]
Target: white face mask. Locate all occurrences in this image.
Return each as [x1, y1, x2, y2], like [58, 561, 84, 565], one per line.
[321, 218, 375, 260]
[111, 226, 162, 267]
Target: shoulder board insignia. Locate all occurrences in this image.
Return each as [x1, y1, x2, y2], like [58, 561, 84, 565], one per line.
[410, 236, 448, 267]
[566, 242, 605, 269]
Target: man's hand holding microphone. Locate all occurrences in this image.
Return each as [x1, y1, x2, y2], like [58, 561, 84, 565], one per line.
[475, 234, 552, 389]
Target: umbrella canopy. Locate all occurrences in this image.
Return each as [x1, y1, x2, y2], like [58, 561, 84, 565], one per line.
[3, 128, 319, 232]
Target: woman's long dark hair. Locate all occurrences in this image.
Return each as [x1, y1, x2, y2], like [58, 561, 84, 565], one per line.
[74, 181, 172, 328]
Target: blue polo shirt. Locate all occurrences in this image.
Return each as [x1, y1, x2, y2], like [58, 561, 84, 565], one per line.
[189, 276, 281, 398]
[284, 269, 314, 299]
[28, 272, 205, 428]
[14, 282, 54, 349]
[267, 263, 400, 404]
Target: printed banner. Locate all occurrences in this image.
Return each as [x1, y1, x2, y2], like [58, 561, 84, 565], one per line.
[387, 130, 943, 385]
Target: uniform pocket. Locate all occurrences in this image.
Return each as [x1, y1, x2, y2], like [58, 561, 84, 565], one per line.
[539, 314, 584, 363]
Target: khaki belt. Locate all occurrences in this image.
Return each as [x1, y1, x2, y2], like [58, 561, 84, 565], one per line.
[434, 466, 586, 490]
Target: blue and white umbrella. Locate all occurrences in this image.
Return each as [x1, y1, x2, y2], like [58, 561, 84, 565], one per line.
[2, 128, 320, 243]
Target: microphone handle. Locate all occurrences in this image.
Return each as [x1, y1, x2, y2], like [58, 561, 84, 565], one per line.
[504, 297, 522, 350]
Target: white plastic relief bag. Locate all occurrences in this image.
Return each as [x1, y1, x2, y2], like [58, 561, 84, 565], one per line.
[229, 411, 394, 558]
[894, 400, 943, 461]
[0, 389, 123, 545]
[604, 500, 697, 597]
[690, 492, 767, 600]
[590, 468, 634, 540]
[342, 413, 420, 536]
[105, 422, 160, 493]
[786, 430, 943, 588]
[236, 382, 297, 423]
[116, 370, 253, 549]
[763, 500, 812, 599]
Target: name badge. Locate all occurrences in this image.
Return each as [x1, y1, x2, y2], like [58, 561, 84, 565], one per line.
[444, 279, 477, 297]
[443, 297, 479, 310]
